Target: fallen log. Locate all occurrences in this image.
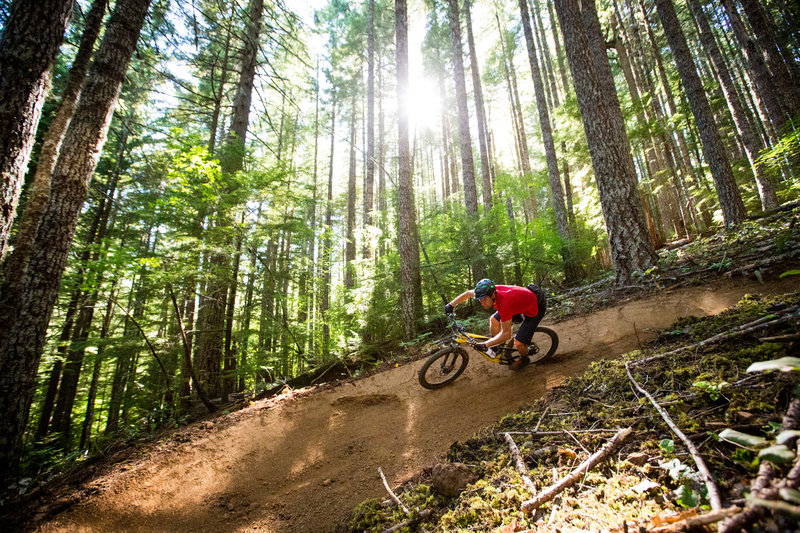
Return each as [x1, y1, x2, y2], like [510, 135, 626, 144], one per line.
[520, 427, 632, 513]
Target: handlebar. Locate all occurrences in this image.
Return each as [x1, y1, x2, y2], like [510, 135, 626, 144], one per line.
[446, 313, 479, 346]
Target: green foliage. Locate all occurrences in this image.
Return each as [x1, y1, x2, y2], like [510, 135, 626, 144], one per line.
[692, 380, 729, 401]
[756, 122, 800, 201]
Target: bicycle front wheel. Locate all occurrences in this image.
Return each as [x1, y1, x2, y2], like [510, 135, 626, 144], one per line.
[418, 346, 469, 389]
[528, 327, 559, 363]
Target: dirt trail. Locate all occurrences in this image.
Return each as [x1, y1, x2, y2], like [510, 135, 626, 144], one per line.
[36, 277, 799, 533]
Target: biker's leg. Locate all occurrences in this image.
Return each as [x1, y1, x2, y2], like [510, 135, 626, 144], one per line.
[490, 312, 501, 337]
[514, 338, 528, 356]
[515, 312, 543, 357]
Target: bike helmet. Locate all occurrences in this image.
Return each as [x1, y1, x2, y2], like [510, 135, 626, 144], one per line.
[474, 278, 496, 300]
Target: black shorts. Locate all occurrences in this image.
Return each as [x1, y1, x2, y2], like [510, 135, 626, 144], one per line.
[492, 296, 547, 345]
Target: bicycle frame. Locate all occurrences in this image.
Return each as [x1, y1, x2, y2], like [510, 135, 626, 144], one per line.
[447, 316, 512, 364]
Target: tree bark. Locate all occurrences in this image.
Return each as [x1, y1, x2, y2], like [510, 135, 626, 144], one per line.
[396, 0, 421, 340]
[464, 0, 492, 214]
[721, 0, 792, 137]
[0, 0, 152, 485]
[364, 0, 375, 259]
[654, 0, 747, 227]
[554, 0, 657, 285]
[518, 0, 574, 279]
[345, 97, 357, 290]
[1, 0, 107, 305]
[739, 0, 800, 121]
[687, 0, 778, 211]
[0, 0, 73, 259]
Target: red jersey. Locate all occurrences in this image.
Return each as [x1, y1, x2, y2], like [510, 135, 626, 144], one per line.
[493, 285, 538, 322]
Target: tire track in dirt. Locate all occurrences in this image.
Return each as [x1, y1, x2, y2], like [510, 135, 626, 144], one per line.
[37, 277, 799, 533]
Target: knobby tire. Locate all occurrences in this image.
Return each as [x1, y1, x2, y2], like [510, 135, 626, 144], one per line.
[418, 346, 469, 389]
[528, 327, 558, 363]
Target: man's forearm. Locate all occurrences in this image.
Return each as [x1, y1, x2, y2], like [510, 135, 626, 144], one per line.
[449, 290, 474, 307]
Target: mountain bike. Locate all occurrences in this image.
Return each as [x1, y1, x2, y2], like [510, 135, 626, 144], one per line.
[418, 314, 559, 389]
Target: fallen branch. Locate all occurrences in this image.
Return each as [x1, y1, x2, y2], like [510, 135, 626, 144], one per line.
[382, 509, 431, 533]
[723, 248, 800, 278]
[378, 467, 409, 515]
[626, 362, 722, 510]
[503, 433, 537, 494]
[520, 427, 632, 513]
[502, 428, 622, 436]
[760, 333, 800, 343]
[533, 406, 550, 431]
[631, 310, 798, 367]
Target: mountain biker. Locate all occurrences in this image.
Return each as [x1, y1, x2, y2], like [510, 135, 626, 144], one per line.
[444, 279, 546, 371]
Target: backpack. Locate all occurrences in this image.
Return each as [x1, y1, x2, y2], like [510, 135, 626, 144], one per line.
[527, 283, 547, 308]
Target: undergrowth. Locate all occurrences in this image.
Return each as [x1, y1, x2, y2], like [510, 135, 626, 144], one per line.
[340, 292, 800, 532]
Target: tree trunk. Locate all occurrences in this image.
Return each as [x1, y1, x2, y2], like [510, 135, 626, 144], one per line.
[1, 0, 107, 303]
[721, 0, 791, 137]
[0, 0, 73, 259]
[532, 0, 559, 107]
[553, 0, 657, 285]
[222, 212, 244, 402]
[49, 133, 119, 450]
[196, 0, 264, 399]
[654, 0, 747, 227]
[396, 0, 421, 340]
[0, 0, 152, 485]
[79, 282, 116, 451]
[739, 0, 800, 120]
[464, 0, 492, 214]
[364, 0, 375, 260]
[345, 97, 357, 290]
[321, 90, 336, 358]
[687, 0, 777, 211]
[518, 0, 574, 278]
[446, 0, 478, 218]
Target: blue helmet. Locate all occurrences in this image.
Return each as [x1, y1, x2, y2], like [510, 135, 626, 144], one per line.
[474, 279, 496, 299]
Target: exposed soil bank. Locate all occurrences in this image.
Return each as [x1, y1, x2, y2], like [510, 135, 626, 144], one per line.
[36, 275, 799, 533]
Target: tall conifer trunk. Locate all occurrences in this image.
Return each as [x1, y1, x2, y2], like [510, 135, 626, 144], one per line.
[0, 0, 152, 485]
[464, 0, 492, 214]
[396, 0, 421, 339]
[0, 0, 73, 258]
[554, 0, 656, 285]
[687, 0, 777, 211]
[518, 0, 575, 279]
[654, 0, 747, 226]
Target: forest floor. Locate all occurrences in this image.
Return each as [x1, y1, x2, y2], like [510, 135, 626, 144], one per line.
[5, 207, 800, 532]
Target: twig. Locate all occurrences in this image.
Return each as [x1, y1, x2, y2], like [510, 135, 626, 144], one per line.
[378, 467, 409, 515]
[631, 310, 798, 367]
[534, 406, 550, 431]
[502, 429, 620, 436]
[503, 433, 537, 493]
[564, 429, 590, 454]
[760, 333, 800, 343]
[625, 362, 722, 510]
[382, 510, 431, 533]
[520, 427, 632, 513]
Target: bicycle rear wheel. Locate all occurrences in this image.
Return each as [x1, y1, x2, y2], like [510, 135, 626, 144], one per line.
[528, 327, 558, 363]
[418, 346, 469, 389]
